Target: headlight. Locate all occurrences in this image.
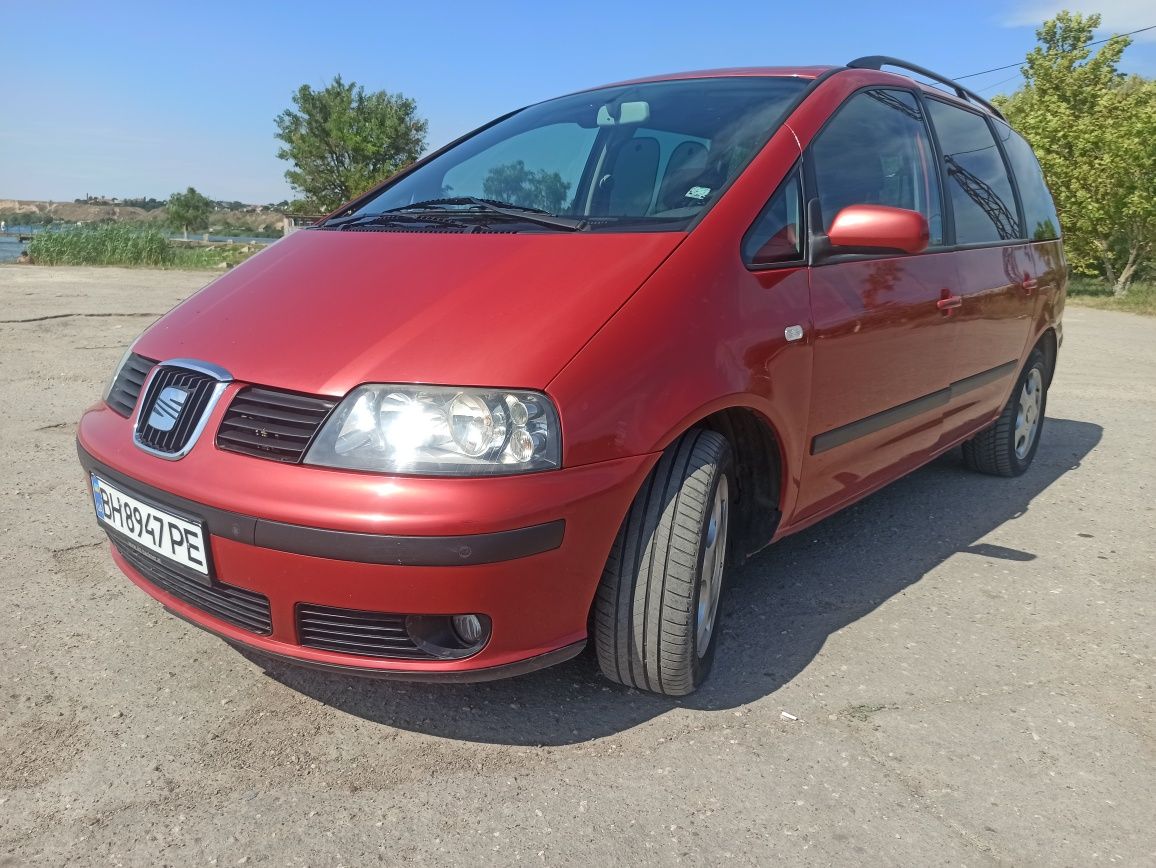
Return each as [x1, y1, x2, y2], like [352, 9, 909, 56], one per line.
[305, 385, 561, 476]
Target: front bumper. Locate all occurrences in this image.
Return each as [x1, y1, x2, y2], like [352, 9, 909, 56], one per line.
[78, 400, 654, 679]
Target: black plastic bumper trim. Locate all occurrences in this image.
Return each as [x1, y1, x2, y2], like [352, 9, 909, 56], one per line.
[254, 516, 564, 567]
[78, 443, 565, 566]
[166, 603, 587, 682]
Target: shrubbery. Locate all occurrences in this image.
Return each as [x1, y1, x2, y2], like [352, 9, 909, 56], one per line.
[28, 224, 173, 266]
[26, 223, 259, 269]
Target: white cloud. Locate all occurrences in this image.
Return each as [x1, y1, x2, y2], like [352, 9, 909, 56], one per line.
[1003, 0, 1156, 41]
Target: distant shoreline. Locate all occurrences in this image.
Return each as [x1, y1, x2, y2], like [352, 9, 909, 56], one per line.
[0, 198, 287, 238]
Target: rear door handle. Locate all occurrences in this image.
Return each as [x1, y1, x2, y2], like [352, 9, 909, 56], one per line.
[1022, 277, 1039, 293]
[937, 292, 963, 316]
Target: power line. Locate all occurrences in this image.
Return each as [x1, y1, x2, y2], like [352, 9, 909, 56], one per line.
[955, 23, 1156, 80]
[976, 73, 1024, 94]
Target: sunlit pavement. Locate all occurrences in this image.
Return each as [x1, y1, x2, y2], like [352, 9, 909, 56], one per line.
[1, 266, 1152, 864]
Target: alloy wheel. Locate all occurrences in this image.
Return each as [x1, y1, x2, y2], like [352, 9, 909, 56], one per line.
[1015, 368, 1043, 460]
[696, 475, 729, 657]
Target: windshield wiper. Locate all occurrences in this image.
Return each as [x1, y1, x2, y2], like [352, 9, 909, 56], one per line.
[321, 211, 473, 231]
[385, 197, 587, 231]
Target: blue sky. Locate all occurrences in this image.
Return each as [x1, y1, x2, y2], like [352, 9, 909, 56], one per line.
[1, 0, 1152, 203]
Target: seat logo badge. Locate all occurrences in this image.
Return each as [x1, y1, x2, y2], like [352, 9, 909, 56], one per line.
[147, 386, 189, 432]
[784, 325, 805, 343]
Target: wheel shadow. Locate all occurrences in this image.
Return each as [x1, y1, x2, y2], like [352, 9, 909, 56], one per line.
[244, 417, 1101, 745]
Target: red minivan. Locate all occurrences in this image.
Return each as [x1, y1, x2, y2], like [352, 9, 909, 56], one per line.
[78, 57, 1065, 695]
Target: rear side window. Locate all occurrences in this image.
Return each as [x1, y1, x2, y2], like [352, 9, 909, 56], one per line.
[926, 100, 1022, 244]
[742, 168, 803, 266]
[995, 122, 1061, 240]
[809, 89, 943, 246]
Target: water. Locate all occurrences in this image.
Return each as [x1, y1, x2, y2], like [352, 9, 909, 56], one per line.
[0, 224, 49, 263]
[0, 236, 27, 263]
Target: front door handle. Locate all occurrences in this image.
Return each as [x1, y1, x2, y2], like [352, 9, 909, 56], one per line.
[937, 291, 963, 316]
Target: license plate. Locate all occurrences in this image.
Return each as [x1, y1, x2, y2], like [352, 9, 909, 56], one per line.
[91, 474, 210, 578]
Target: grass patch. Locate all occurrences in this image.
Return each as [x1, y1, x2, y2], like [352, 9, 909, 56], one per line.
[170, 243, 259, 269]
[1067, 277, 1156, 316]
[28, 224, 173, 266]
[26, 224, 259, 270]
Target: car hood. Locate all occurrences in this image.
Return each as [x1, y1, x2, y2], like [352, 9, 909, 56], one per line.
[135, 228, 683, 395]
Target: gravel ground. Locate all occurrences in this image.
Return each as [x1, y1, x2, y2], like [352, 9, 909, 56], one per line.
[0, 265, 1153, 866]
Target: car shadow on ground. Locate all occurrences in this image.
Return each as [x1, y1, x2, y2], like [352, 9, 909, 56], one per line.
[245, 417, 1102, 746]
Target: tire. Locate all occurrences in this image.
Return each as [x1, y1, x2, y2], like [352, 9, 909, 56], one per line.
[962, 348, 1047, 477]
[593, 429, 733, 696]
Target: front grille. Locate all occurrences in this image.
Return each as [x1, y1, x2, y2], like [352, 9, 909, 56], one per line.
[114, 539, 272, 634]
[136, 366, 221, 455]
[216, 387, 337, 463]
[106, 354, 156, 417]
[297, 604, 434, 659]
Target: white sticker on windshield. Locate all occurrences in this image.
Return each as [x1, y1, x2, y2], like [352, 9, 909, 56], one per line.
[685, 186, 711, 200]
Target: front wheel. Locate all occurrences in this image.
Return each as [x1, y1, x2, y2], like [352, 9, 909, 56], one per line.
[963, 348, 1048, 477]
[593, 429, 732, 696]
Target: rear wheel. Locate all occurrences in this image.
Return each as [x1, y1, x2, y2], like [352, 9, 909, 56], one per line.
[593, 429, 732, 696]
[963, 348, 1047, 477]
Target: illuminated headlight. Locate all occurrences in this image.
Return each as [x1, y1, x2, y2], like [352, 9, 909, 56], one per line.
[305, 385, 561, 476]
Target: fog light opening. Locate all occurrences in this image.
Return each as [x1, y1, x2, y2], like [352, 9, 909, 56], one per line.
[405, 613, 492, 659]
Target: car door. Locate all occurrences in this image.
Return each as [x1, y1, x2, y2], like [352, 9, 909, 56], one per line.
[923, 99, 1038, 443]
[793, 88, 959, 521]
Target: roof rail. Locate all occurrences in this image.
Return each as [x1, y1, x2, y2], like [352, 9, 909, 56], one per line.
[846, 55, 1006, 121]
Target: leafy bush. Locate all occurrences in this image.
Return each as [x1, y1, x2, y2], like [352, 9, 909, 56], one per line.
[0, 211, 55, 226]
[28, 224, 174, 266]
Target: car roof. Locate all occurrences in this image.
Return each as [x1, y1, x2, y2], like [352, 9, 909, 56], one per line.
[582, 62, 1003, 122]
[592, 66, 836, 89]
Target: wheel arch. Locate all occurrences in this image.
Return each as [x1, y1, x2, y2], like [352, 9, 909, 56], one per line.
[582, 399, 792, 641]
[1036, 326, 1059, 388]
[696, 406, 785, 560]
[652, 400, 789, 561]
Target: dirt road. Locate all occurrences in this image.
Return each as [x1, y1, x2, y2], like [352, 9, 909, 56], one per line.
[1, 266, 1152, 865]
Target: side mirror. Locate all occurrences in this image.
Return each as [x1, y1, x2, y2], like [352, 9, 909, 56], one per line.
[827, 205, 930, 255]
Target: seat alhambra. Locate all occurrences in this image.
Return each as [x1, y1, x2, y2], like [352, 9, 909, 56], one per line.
[78, 57, 1065, 695]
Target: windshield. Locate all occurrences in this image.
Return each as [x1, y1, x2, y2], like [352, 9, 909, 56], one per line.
[330, 76, 809, 232]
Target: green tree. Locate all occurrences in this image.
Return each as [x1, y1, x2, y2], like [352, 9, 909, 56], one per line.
[167, 187, 212, 240]
[274, 76, 427, 213]
[482, 161, 570, 212]
[995, 12, 1156, 296]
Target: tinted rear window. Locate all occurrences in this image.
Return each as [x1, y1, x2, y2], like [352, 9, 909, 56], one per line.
[926, 99, 1021, 244]
[995, 121, 1061, 241]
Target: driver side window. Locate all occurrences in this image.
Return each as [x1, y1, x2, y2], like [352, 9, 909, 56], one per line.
[809, 89, 943, 246]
